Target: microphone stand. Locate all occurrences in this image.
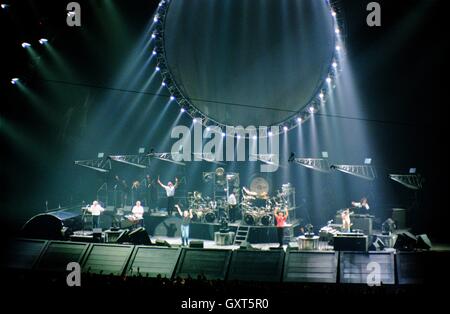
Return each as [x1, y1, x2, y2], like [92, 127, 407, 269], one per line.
[81, 203, 89, 235]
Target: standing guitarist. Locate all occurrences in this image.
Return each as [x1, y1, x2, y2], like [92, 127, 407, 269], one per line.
[341, 208, 352, 232]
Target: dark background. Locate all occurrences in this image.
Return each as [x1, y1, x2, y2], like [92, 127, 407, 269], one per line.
[0, 1, 446, 240]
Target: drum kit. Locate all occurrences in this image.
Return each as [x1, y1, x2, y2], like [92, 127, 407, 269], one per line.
[187, 191, 219, 223]
[240, 184, 288, 226]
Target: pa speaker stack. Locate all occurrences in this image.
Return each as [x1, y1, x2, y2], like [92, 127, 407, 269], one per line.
[416, 234, 432, 250]
[369, 236, 386, 251]
[127, 227, 152, 245]
[394, 232, 417, 251]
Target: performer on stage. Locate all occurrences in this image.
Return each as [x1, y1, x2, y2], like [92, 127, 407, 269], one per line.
[341, 208, 352, 232]
[274, 207, 288, 247]
[352, 197, 370, 211]
[175, 204, 193, 246]
[131, 200, 144, 228]
[227, 192, 238, 223]
[143, 174, 157, 208]
[157, 176, 179, 216]
[88, 200, 105, 229]
[131, 180, 141, 205]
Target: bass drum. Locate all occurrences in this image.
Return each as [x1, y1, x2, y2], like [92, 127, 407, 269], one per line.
[260, 214, 273, 226]
[192, 210, 204, 222]
[204, 211, 216, 223]
[244, 212, 260, 226]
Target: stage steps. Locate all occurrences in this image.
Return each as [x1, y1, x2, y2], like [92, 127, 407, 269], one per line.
[233, 225, 250, 245]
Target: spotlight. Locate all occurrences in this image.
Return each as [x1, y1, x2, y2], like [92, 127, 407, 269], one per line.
[237, 135, 241, 139]
[326, 77, 332, 84]
[1, 4, 9, 9]
[297, 117, 302, 123]
[319, 92, 324, 99]
[221, 132, 226, 137]
[331, 11, 336, 17]
[155, 66, 160, 72]
[332, 62, 338, 68]
[335, 45, 341, 51]
[151, 33, 156, 39]
[180, 108, 186, 113]
[39, 38, 48, 45]
[335, 28, 340, 35]
[11, 78, 19, 85]
[268, 131, 273, 137]
[170, 95, 175, 101]
[161, 81, 166, 86]
[309, 106, 315, 113]
[283, 126, 288, 132]
[21, 42, 31, 48]
[153, 15, 159, 23]
[152, 50, 157, 55]
[193, 118, 198, 123]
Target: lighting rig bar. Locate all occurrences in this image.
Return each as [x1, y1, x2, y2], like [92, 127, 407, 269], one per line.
[109, 155, 150, 169]
[294, 158, 331, 173]
[389, 174, 423, 190]
[74, 158, 111, 173]
[332, 164, 377, 181]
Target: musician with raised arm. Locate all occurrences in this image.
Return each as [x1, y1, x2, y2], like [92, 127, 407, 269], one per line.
[88, 200, 105, 229]
[274, 207, 289, 247]
[352, 197, 370, 211]
[157, 176, 179, 216]
[341, 208, 352, 232]
[175, 204, 193, 246]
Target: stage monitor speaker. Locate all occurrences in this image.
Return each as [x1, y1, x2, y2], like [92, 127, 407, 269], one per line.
[227, 250, 284, 282]
[36, 241, 90, 272]
[394, 232, 417, 251]
[239, 241, 255, 250]
[340, 252, 395, 284]
[416, 234, 432, 250]
[283, 251, 338, 283]
[189, 240, 204, 248]
[369, 237, 386, 251]
[128, 227, 151, 245]
[82, 244, 134, 276]
[127, 246, 181, 278]
[116, 230, 130, 243]
[155, 239, 171, 247]
[1, 238, 48, 270]
[105, 230, 125, 243]
[333, 235, 368, 251]
[175, 249, 232, 280]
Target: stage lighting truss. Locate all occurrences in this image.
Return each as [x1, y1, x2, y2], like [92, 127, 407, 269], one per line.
[75, 151, 185, 173]
[389, 174, 423, 190]
[251, 154, 278, 166]
[150, 152, 186, 166]
[150, 0, 346, 139]
[332, 164, 377, 181]
[294, 158, 331, 173]
[109, 155, 151, 169]
[192, 152, 225, 165]
[74, 158, 111, 173]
